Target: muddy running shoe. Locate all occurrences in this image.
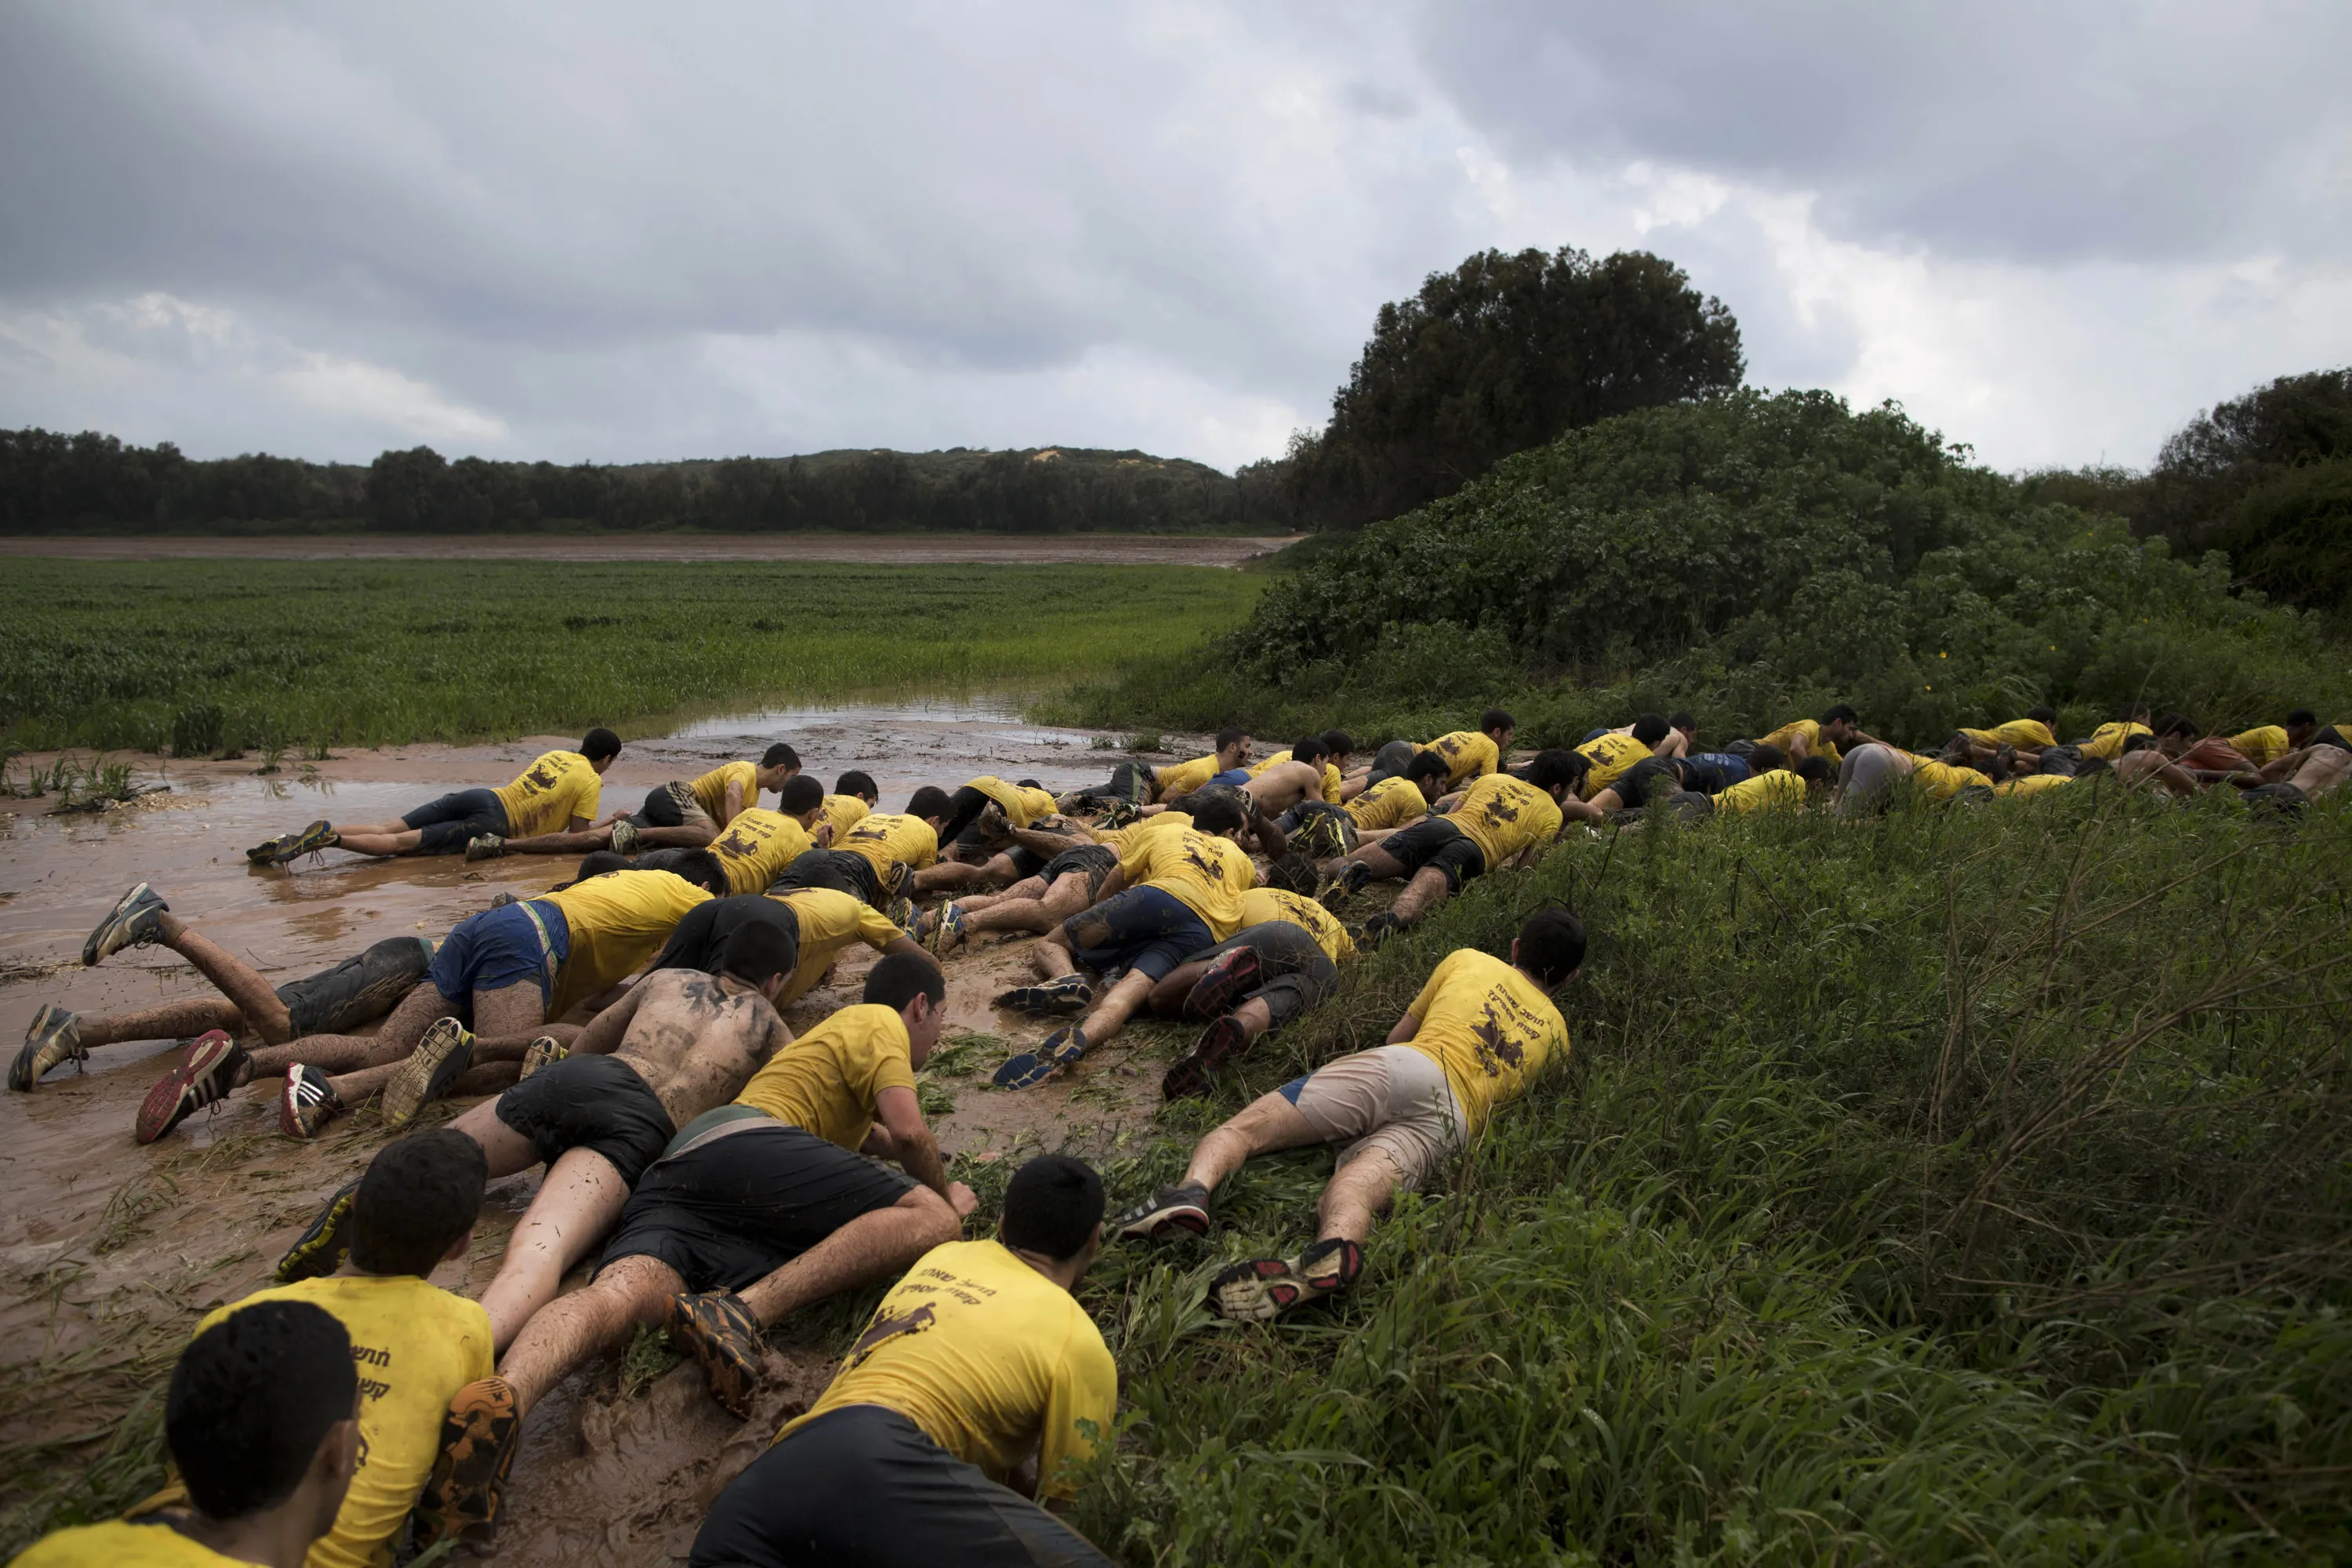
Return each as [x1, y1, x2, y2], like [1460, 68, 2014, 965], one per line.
[486, 891, 517, 909]
[414, 1376, 521, 1552]
[11, 1005, 85, 1091]
[82, 883, 168, 967]
[136, 1030, 248, 1145]
[993, 974, 1093, 1016]
[926, 901, 969, 958]
[1161, 1015, 1249, 1102]
[976, 801, 1012, 847]
[608, 817, 641, 854]
[669, 1290, 765, 1417]
[1181, 946, 1261, 1023]
[1318, 860, 1371, 909]
[1112, 1180, 1213, 1241]
[884, 895, 918, 931]
[274, 1175, 361, 1282]
[992, 1025, 1088, 1091]
[517, 1035, 568, 1081]
[249, 820, 336, 867]
[1352, 911, 1403, 949]
[880, 861, 914, 900]
[463, 834, 506, 862]
[383, 1018, 476, 1128]
[1101, 800, 1142, 830]
[1209, 1238, 1363, 1322]
[280, 1064, 345, 1140]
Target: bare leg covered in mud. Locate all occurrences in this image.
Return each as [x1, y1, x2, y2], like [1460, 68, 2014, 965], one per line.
[52, 910, 296, 1056]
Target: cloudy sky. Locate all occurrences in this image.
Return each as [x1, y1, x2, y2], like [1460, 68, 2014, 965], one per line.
[3, 2, 2347, 475]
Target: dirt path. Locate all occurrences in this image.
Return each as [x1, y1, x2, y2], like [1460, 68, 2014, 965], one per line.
[0, 532, 1298, 567]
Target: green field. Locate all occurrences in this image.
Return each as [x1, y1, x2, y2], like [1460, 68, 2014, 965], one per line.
[0, 559, 1266, 753]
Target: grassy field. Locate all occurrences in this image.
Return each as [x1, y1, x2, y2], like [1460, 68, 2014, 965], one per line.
[0, 558, 1268, 753]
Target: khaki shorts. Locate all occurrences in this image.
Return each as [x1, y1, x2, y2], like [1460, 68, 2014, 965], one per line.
[1279, 1044, 1465, 1191]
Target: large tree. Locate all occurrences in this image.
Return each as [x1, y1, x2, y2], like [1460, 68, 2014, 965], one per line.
[1281, 246, 1744, 531]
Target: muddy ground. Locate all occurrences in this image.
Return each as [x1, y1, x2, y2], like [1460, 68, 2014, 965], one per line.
[0, 703, 1215, 1564]
[0, 533, 1297, 568]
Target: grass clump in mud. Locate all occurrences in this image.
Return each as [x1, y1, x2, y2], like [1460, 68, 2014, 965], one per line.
[1069, 785, 2352, 1564]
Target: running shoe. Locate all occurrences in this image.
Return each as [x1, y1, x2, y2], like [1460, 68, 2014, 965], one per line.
[517, 1035, 568, 1080]
[880, 861, 913, 900]
[1161, 1015, 1249, 1101]
[1209, 1238, 1363, 1322]
[274, 1176, 361, 1282]
[608, 817, 641, 854]
[10, 1005, 85, 1091]
[279, 1064, 344, 1140]
[993, 974, 1094, 1015]
[414, 1376, 521, 1552]
[82, 884, 167, 966]
[1318, 860, 1372, 909]
[668, 1290, 764, 1417]
[976, 801, 1011, 846]
[1352, 911, 1403, 949]
[382, 1018, 475, 1128]
[463, 834, 506, 862]
[135, 1031, 248, 1145]
[249, 820, 336, 867]
[486, 891, 517, 909]
[991, 1025, 1087, 1090]
[926, 901, 969, 958]
[884, 895, 918, 931]
[1181, 946, 1261, 1022]
[1111, 1180, 1213, 1241]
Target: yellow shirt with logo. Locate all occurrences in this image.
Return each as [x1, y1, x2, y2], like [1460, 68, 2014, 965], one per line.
[12, 1522, 254, 1568]
[690, 761, 760, 826]
[1716, 769, 1807, 813]
[816, 793, 872, 846]
[2229, 725, 2291, 768]
[1118, 828, 1254, 939]
[492, 750, 601, 838]
[1958, 719, 2056, 750]
[1425, 731, 1501, 786]
[2080, 721, 2152, 760]
[1346, 776, 1428, 832]
[1403, 949, 1566, 1136]
[734, 1003, 917, 1152]
[768, 888, 908, 1004]
[1574, 733, 1650, 797]
[708, 808, 813, 896]
[1907, 758, 1992, 801]
[780, 1240, 1117, 1501]
[965, 776, 1057, 829]
[1758, 719, 1842, 767]
[1239, 887, 1356, 964]
[1994, 773, 2074, 798]
[194, 1276, 493, 1568]
[1152, 753, 1224, 800]
[840, 813, 940, 879]
[1098, 812, 1191, 856]
[1446, 774, 1563, 868]
[541, 870, 712, 1018]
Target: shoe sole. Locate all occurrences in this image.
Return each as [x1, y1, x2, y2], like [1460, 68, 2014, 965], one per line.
[1162, 1015, 1248, 1100]
[136, 1033, 239, 1145]
[1181, 949, 1261, 1023]
[992, 1034, 1087, 1090]
[993, 984, 1091, 1016]
[517, 1037, 567, 1081]
[11, 1007, 80, 1091]
[267, 821, 335, 866]
[83, 884, 159, 967]
[383, 1018, 474, 1127]
[670, 1298, 761, 1417]
[280, 1068, 343, 1140]
[1116, 1200, 1212, 1242]
[274, 1178, 361, 1282]
[1209, 1258, 1300, 1321]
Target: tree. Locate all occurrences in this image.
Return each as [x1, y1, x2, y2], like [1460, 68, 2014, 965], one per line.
[1280, 246, 1744, 531]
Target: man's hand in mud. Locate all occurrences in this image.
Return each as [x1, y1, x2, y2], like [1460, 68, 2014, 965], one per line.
[949, 1181, 979, 1218]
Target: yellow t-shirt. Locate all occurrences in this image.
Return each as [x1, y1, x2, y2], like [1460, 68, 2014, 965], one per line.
[1994, 774, 2074, 798]
[2230, 726, 2291, 768]
[966, 777, 1058, 829]
[1907, 759, 1992, 801]
[768, 888, 907, 1004]
[708, 808, 813, 896]
[817, 793, 872, 845]
[1758, 719, 1842, 768]
[1247, 752, 1345, 804]
[540, 870, 713, 1018]
[690, 760, 760, 826]
[492, 750, 601, 838]
[1346, 775, 1428, 831]
[1239, 887, 1356, 964]
[1119, 827, 1255, 940]
[1958, 719, 2056, 750]
[1424, 731, 1501, 786]
[840, 814, 940, 879]
[1152, 753, 1223, 800]
[194, 1276, 493, 1568]
[1403, 949, 1566, 1136]
[1573, 733, 1650, 797]
[734, 1003, 917, 1152]
[2080, 721, 2152, 760]
[780, 1240, 1117, 1501]
[12, 1522, 251, 1568]
[1716, 769, 1806, 813]
[1097, 811, 1191, 856]
[1446, 774, 1563, 868]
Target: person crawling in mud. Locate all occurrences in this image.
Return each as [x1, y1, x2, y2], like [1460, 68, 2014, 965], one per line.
[1752, 706, 1876, 769]
[1116, 909, 1580, 1323]
[469, 744, 802, 859]
[1230, 736, 1331, 819]
[691, 1155, 1118, 1568]
[13, 883, 433, 1091]
[416, 956, 973, 1541]
[243, 728, 622, 866]
[816, 769, 880, 844]
[132, 860, 725, 1145]
[919, 793, 1091, 898]
[1945, 707, 2060, 771]
[918, 820, 1129, 956]
[278, 922, 800, 1365]
[771, 788, 949, 920]
[1058, 728, 1253, 815]
[1318, 750, 1579, 945]
[1277, 749, 1452, 863]
[924, 775, 1063, 869]
[651, 886, 927, 1007]
[1250, 729, 1351, 807]
[1342, 710, 1513, 801]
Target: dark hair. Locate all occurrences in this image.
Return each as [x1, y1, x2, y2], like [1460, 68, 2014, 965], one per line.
[835, 769, 880, 801]
[169, 1301, 355, 1519]
[1480, 708, 1515, 735]
[1514, 909, 1586, 987]
[1668, 710, 1696, 733]
[720, 920, 798, 988]
[575, 850, 630, 881]
[350, 1130, 486, 1277]
[1820, 705, 1859, 727]
[906, 786, 954, 822]
[580, 728, 623, 763]
[2286, 708, 2317, 728]
[1288, 736, 1327, 767]
[1320, 729, 1354, 758]
[1404, 750, 1452, 789]
[864, 951, 946, 1011]
[1188, 792, 1248, 835]
[669, 849, 731, 897]
[1001, 1154, 1104, 1261]
[1629, 713, 1670, 746]
[778, 775, 826, 815]
[1795, 757, 1834, 785]
[2116, 703, 2152, 721]
[1015, 778, 1043, 789]
[2153, 712, 2198, 739]
[2027, 706, 2058, 726]
[761, 742, 800, 771]
[1265, 853, 1318, 895]
[1748, 743, 1788, 773]
[2121, 732, 2162, 754]
[1214, 727, 1250, 753]
[1523, 748, 1584, 794]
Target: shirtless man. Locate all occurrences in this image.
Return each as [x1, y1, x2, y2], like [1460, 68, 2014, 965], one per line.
[477, 745, 802, 858]
[2239, 740, 2352, 814]
[1234, 739, 1330, 819]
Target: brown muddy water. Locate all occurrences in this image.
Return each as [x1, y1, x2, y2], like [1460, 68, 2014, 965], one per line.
[0, 701, 1209, 1564]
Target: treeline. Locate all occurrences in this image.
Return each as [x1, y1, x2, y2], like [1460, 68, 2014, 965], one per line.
[0, 430, 1298, 535]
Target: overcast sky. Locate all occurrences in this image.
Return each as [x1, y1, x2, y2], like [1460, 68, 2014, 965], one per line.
[2, 2, 2347, 474]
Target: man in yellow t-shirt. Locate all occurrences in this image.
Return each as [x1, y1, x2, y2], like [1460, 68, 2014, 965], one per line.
[1833, 744, 1995, 815]
[1318, 751, 1578, 944]
[1120, 910, 1581, 1322]
[1573, 714, 1673, 802]
[16, 1299, 362, 1568]
[651, 886, 924, 1006]
[702, 779, 828, 895]
[921, 815, 1153, 956]
[492, 956, 974, 1431]
[1276, 751, 1450, 862]
[2076, 710, 2154, 760]
[487, 742, 804, 859]
[1949, 707, 2059, 769]
[1343, 709, 1515, 802]
[814, 768, 879, 847]
[1754, 706, 1874, 769]
[1145, 727, 1254, 803]
[919, 779, 1092, 898]
[1714, 760, 1831, 814]
[245, 728, 622, 866]
[773, 789, 950, 916]
[694, 1156, 1116, 1566]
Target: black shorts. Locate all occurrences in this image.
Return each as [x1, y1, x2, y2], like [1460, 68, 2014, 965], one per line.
[1280, 800, 1358, 858]
[2313, 727, 2350, 753]
[771, 848, 884, 906]
[1377, 817, 1485, 894]
[2036, 744, 2087, 778]
[2244, 781, 2309, 815]
[600, 1123, 913, 1292]
[400, 787, 510, 855]
[1062, 885, 1214, 983]
[1040, 844, 1117, 902]
[1363, 739, 1417, 787]
[631, 780, 703, 829]
[1608, 756, 1679, 811]
[278, 935, 436, 1037]
[1188, 921, 1338, 1027]
[651, 895, 801, 977]
[494, 1054, 675, 1187]
[691, 1405, 1111, 1568]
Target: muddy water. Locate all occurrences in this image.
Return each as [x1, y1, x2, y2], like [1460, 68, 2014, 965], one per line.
[0, 701, 1203, 1564]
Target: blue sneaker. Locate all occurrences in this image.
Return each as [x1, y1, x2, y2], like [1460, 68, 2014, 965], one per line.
[992, 1026, 1088, 1090]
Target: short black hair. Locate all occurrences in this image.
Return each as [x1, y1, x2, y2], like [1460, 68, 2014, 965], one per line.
[580, 728, 623, 763]
[2154, 712, 2198, 739]
[1668, 711, 1696, 733]
[2122, 732, 2162, 754]
[720, 920, 798, 988]
[1795, 757, 1834, 785]
[1288, 736, 1327, 766]
[1320, 729, 1354, 758]
[1523, 748, 1583, 794]
[669, 849, 731, 897]
[1001, 1154, 1104, 1261]
[2027, 706, 2058, 726]
[170, 1300, 355, 1520]
[1630, 713, 1671, 746]
[865, 951, 946, 1011]
[2287, 708, 2317, 728]
[1514, 909, 1586, 988]
[1748, 743, 1788, 773]
[1481, 708, 1515, 735]
[1265, 853, 1318, 895]
[778, 775, 825, 815]
[835, 769, 880, 801]
[1186, 791, 1248, 835]
[1015, 778, 1043, 789]
[906, 786, 953, 822]
[1820, 705, 1859, 727]
[761, 742, 800, 771]
[2116, 702, 2152, 721]
[575, 849, 631, 881]
[1214, 727, 1250, 752]
[1405, 750, 1452, 789]
[350, 1130, 485, 1277]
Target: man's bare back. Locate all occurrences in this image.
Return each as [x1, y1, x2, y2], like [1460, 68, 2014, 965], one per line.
[1243, 760, 1324, 816]
[591, 967, 792, 1127]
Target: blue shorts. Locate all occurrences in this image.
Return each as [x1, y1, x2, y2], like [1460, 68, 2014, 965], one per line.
[1206, 768, 1253, 789]
[401, 787, 510, 855]
[427, 899, 571, 1016]
[1060, 885, 1214, 983]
